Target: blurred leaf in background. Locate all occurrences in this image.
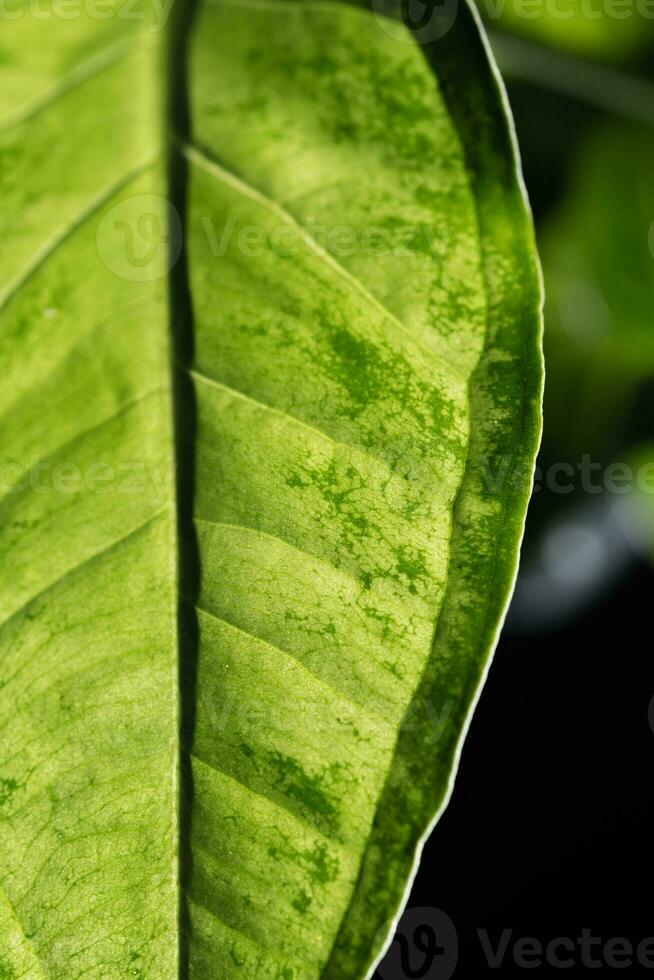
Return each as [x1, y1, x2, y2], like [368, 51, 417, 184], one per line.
[479, 0, 654, 62]
[541, 120, 654, 459]
[622, 443, 654, 557]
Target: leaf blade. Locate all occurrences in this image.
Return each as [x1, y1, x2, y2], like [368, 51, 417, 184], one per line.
[0, 3, 542, 977]
[183, 1, 543, 975]
[0, 26, 181, 976]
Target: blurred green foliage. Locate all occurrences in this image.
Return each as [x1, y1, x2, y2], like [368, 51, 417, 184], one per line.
[623, 443, 654, 545]
[540, 121, 654, 456]
[480, 0, 654, 61]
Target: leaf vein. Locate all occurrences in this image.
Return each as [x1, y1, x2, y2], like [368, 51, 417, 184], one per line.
[190, 752, 337, 843]
[0, 510, 167, 636]
[190, 602, 387, 726]
[0, 160, 157, 314]
[182, 142, 467, 384]
[189, 367, 398, 481]
[0, 387, 166, 507]
[194, 517, 363, 589]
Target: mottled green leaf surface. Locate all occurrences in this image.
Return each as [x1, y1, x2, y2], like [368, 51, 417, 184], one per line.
[0, 1, 542, 976]
[0, 10, 179, 978]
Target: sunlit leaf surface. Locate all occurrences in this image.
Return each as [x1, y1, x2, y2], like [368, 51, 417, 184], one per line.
[0, 2, 542, 975]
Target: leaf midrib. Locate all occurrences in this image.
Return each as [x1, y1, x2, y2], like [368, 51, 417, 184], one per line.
[174, 8, 488, 975]
[1, 5, 527, 975]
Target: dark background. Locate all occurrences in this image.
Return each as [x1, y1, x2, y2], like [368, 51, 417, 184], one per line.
[402, 556, 654, 974]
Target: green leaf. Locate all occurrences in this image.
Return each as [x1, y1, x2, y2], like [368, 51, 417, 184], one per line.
[0, 1, 542, 976]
